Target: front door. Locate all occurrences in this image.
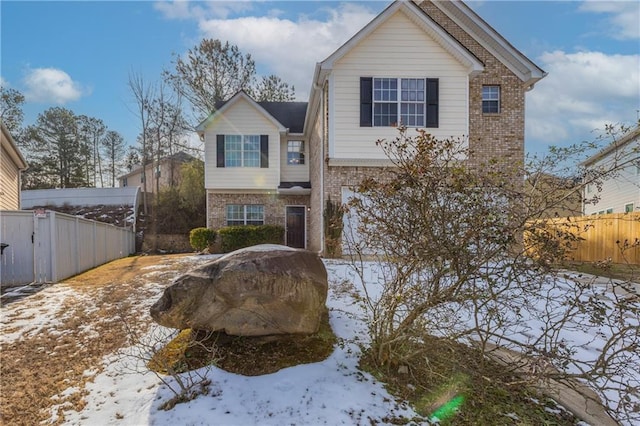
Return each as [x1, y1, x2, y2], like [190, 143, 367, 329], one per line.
[286, 206, 306, 249]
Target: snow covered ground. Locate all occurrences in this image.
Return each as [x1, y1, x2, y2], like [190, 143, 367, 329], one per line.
[2, 255, 638, 425]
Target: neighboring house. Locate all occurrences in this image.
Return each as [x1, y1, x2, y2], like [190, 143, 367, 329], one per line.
[118, 151, 200, 193]
[582, 124, 640, 215]
[0, 122, 28, 210]
[197, 0, 546, 253]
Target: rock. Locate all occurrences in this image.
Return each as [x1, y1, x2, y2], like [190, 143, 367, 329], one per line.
[150, 244, 328, 336]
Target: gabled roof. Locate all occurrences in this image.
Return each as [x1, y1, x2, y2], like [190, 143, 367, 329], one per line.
[432, 0, 546, 88]
[317, 0, 484, 77]
[1, 122, 28, 170]
[582, 124, 640, 167]
[257, 102, 307, 134]
[196, 90, 303, 135]
[118, 151, 200, 180]
[304, 0, 546, 135]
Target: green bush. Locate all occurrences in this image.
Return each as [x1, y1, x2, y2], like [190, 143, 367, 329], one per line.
[218, 225, 284, 253]
[189, 227, 216, 252]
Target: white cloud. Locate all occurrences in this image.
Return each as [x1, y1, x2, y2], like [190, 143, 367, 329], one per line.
[0, 76, 7, 87]
[579, 1, 640, 40]
[154, 0, 254, 20]
[196, 3, 377, 99]
[23, 67, 86, 104]
[526, 50, 640, 147]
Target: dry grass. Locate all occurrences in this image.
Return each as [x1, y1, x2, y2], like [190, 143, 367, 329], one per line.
[360, 336, 580, 425]
[0, 254, 195, 426]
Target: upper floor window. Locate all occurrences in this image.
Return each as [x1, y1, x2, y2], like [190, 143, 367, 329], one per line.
[122, 177, 128, 187]
[226, 204, 264, 226]
[287, 141, 305, 165]
[360, 77, 438, 128]
[482, 85, 500, 113]
[625, 203, 635, 213]
[225, 135, 260, 167]
[216, 134, 268, 168]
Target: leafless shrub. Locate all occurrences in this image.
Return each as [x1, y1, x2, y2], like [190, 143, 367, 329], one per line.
[345, 126, 639, 423]
[116, 317, 219, 410]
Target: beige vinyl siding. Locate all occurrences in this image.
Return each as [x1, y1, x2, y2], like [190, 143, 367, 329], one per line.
[0, 144, 21, 210]
[204, 100, 281, 190]
[280, 139, 310, 182]
[584, 140, 640, 215]
[330, 10, 469, 160]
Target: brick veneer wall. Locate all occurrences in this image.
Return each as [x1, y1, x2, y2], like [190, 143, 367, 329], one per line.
[418, 0, 527, 166]
[207, 192, 311, 245]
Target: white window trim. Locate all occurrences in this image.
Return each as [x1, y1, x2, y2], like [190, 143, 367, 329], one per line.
[287, 140, 305, 165]
[373, 77, 426, 127]
[482, 85, 500, 114]
[225, 135, 260, 168]
[226, 204, 265, 226]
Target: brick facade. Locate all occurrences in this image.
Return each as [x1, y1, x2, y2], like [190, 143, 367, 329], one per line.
[207, 191, 310, 246]
[417, 1, 526, 166]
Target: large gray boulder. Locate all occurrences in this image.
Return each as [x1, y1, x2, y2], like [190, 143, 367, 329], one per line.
[150, 244, 328, 336]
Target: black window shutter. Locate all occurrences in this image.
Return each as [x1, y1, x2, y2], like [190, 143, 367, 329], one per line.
[426, 78, 439, 128]
[360, 77, 373, 127]
[216, 134, 225, 167]
[260, 135, 269, 168]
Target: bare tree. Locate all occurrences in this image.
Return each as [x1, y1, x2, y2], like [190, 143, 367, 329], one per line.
[77, 115, 107, 187]
[128, 71, 155, 214]
[345, 127, 639, 423]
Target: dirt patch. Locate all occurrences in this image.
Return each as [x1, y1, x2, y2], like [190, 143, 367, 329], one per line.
[0, 254, 199, 426]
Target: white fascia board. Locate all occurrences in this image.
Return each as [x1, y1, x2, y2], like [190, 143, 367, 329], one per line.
[434, 1, 546, 87]
[196, 91, 287, 134]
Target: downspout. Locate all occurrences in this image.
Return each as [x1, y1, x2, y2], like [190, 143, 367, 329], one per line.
[319, 81, 326, 256]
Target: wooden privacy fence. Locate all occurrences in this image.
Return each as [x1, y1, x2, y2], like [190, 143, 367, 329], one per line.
[525, 212, 640, 265]
[0, 210, 135, 286]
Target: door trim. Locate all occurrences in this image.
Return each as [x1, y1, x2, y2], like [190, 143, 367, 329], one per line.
[285, 205, 307, 249]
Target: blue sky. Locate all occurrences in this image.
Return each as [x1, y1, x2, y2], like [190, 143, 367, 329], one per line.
[1, 1, 639, 156]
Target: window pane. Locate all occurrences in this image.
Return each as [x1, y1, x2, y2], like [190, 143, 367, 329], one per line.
[246, 205, 264, 224]
[287, 141, 305, 165]
[242, 135, 260, 167]
[226, 205, 243, 225]
[482, 85, 500, 113]
[225, 135, 242, 167]
[400, 79, 425, 127]
[374, 103, 397, 126]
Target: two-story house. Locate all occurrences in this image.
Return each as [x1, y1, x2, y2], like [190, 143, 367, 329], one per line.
[197, 0, 546, 253]
[582, 124, 640, 215]
[118, 151, 201, 194]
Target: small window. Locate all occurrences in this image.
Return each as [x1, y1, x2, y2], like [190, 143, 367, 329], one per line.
[122, 177, 128, 187]
[287, 141, 305, 165]
[606, 208, 613, 214]
[226, 205, 264, 226]
[482, 85, 500, 113]
[625, 203, 634, 213]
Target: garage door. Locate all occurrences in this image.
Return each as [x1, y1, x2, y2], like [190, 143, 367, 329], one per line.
[341, 187, 376, 255]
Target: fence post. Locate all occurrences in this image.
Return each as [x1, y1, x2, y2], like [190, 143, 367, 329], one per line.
[49, 211, 57, 282]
